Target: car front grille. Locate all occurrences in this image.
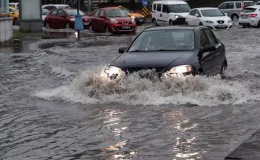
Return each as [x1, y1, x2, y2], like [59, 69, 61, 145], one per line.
[217, 20, 225, 24]
[123, 67, 166, 78]
[118, 22, 132, 25]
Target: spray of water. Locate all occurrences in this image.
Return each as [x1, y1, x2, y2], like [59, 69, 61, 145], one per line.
[34, 66, 257, 106]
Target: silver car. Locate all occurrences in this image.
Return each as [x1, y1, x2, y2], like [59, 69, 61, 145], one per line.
[218, 1, 255, 22]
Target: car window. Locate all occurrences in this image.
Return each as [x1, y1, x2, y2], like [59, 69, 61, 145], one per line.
[200, 30, 210, 47]
[51, 9, 58, 16]
[203, 29, 218, 45]
[226, 2, 234, 9]
[162, 4, 168, 13]
[153, 4, 156, 10]
[195, 10, 201, 17]
[244, 2, 255, 7]
[235, 2, 242, 8]
[42, 9, 49, 15]
[58, 10, 66, 16]
[157, 4, 162, 12]
[257, 2, 260, 5]
[93, 9, 100, 16]
[200, 9, 225, 17]
[64, 9, 85, 16]
[99, 10, 105, 17]
[244, 7, 256, 12]
[168, 4, 191, 13]
[219, 3, 227, 9]
[128, 30, 195, 52]
[105, 9, 128, 17]
[189, 9, 196, 15]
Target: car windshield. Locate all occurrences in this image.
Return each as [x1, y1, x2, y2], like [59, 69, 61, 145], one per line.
[122, 7, 131, 13]
[64, 9, 85, 16]
[105, 9, 128, 17]
[168, 4, 190, 13]
[128, 30, 195, 52]
[42, 9, 49, 15]
[201, 9, 225, 17]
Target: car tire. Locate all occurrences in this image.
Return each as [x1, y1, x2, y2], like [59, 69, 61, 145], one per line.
[257, 21, 260, 28]
[105, 25, 109, 33]
[65, 22, 70, 29]
[243, 25, 246, 28]
[232, 15, 239, 22]
[169, 20, 172, 25]
[13, 18, 18, 25]
[152, 19, 158, 26]
[199, 22, 203, 26]
[46, 22, 51, 29]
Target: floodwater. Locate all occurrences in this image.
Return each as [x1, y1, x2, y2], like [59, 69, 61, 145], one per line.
[1, 26, 260, 160]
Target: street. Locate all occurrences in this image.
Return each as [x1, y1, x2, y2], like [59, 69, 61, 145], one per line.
[1, 25, 260, 160]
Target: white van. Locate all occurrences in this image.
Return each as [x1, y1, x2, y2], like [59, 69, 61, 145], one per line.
[152, 0, 191, 26]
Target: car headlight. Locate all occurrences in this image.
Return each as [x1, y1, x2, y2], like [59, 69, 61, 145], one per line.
[110, 18, 117, 23]
[103, 66, 124, 79]
[175, 15, 183, 18]
[165, 65, 192, 77]
[70, 18, 75, 21]
[205, 20, 214, 23]
[228, 19, 232, 23]
[141, 15, 144, 18]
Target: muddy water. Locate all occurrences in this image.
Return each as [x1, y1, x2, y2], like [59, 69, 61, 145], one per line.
[1, 27, 260, 160]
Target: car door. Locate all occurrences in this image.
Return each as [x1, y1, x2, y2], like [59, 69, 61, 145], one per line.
[204, 28, 224, 74]
[199, 29, 215, 75]
[57, 9, 67, 29]
[219, 2, 228, 15]
[162, 4, 169, 25]
[91, 9, 100, 31]
[97, 9, 106, 32]
[186, 9, 196, 25]
[49, 9, 58, 29]
[156, 3, 163, 25]
[194, 9, 202, 25]
[224, 2, 235, 17]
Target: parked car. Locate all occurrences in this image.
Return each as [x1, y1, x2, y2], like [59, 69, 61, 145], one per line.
[218, 1, 255, 22]
[9, 7, 19, 25]
[42, 4, 70, 11]
[239, 5, 260, 27]
[151, 0, 191, 26]
[118, 6, 145, 25]
[44, 8, 90, 29]
[186, 8, 232, 29]
[102, 26, 227, 80]
[9, 2, 19, 9]
[42, 9, 49, 21]
[89, 7, 136, 33]
[256, 1, 260, 5]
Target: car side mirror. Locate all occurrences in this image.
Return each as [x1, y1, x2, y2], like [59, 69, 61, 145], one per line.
[202, 45, 216, 53]
[118, 47, 126, 53]
[195, 14, 199, 18]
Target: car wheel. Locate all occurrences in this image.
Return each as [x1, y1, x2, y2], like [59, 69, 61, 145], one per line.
[257, 21, 260, 28]
[243, 25, 246, 28]
[65, 22, 70, 29]
[199, 22, 203, 26]
[152, 19, 158, 26]
[13, 18, 18, 25]
[232, 15, 238, 22]
[46, 22, 51, 29]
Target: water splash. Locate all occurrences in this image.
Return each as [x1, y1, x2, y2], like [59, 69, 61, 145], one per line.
[34, 67, 258, 106]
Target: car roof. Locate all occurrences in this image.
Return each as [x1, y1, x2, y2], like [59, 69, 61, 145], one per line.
[144, 25, 204, 31]
[102, 7, 121, 10]
[194, 7, 219, 10]
[153, 0, 187, 4]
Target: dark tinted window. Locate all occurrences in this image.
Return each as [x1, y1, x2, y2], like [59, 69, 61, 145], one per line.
[42, 9, 49, 15]
[200, 30, 209, 47]
[58, 10, 66, 16]
[195, 10, 201, 17]
[190, 9, 196, 15]
[235, 2, 242, 8]
[153, 4, 156, 10]
[204, 29, 218, 45]
[157, 4, 162, 11]
[219, 3, 227, 9]
[162, 4, 168, 13]
[51, 9, 58, 16]
[93, 9, 100, 16]
[244, 7, 256, 12]
[226, 2, 234, 9]
[257, 2, 260, 5]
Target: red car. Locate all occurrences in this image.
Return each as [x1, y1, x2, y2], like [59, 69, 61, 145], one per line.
[44, 8, 90, 29]
[89, 7, 137, 33]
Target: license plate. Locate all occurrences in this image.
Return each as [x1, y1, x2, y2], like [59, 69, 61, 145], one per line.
[122, 26, 130, 29]
[217, 25, 226, 27]
[242, 15, 248, 18]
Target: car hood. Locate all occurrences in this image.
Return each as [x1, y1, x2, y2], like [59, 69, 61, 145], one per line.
[203, 16, 231, 21]
[128, 12, 144, 18]
[108, 17, 132, 22]
[169, 12, 189, 18]
[111, 52, 194, 70]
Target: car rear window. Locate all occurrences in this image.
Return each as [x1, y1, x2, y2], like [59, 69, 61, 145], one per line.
[244, 2, 255, 7]
[244, 7, 256, 12]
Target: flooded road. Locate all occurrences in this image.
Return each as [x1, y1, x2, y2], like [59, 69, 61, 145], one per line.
[1, 26, 260, 160]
